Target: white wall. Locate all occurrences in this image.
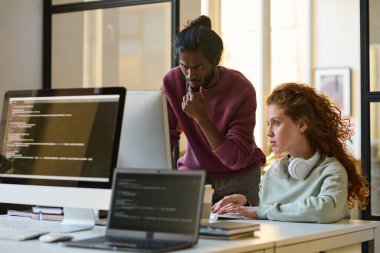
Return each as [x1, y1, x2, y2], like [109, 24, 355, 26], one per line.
[312, 0, 361, 158]
[0, 0, 43, 106]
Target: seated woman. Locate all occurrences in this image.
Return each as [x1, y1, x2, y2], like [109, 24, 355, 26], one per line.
[211, 82, 369, 223]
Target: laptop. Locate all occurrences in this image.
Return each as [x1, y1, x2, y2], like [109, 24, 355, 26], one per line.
[65, 168, 205, 252]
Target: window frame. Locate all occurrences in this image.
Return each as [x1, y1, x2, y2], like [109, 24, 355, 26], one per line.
[43, 0, 179, 89]
[360, 0, 380, 221]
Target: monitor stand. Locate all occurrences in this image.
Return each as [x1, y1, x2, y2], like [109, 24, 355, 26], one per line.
[52, 207, 96, 233]
[29, 206, 96, 232]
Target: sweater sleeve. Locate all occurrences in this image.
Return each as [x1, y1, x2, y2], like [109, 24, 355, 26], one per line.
[257, 164, 349, 223]
[212, 87, 265, 170]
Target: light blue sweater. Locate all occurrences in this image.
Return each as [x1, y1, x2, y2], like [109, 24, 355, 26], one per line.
[257, 156, 350, 223]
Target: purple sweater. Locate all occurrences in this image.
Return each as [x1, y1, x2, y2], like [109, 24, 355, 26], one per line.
[162, 66, 266, 179]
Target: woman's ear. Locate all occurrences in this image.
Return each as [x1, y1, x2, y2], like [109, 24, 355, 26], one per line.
[298, 119, 308, 133]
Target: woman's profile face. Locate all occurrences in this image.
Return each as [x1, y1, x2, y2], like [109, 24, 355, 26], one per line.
[266, 104, 307, 156]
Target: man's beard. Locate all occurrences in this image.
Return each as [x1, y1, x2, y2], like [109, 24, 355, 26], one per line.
[186, 68, 215, 92]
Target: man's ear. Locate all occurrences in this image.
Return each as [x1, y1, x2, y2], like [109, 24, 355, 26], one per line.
[214, 54, 221, 66]
[298, 119, 308, 133]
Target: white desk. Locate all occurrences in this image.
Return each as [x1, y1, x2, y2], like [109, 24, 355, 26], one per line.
[255, 219, 380, 253]
[0, 216, 379, 253]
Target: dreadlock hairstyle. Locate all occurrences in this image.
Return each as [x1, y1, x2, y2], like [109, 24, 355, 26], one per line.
[266, 82, 369, 210]
[175, 15, 223, 65]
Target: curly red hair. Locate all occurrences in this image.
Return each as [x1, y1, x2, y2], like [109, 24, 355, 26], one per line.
[266, 82, 369, 210]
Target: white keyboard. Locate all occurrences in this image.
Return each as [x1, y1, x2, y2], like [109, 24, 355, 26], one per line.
[210, 212, 250, 220]
[0, 227, 47, 241]
[0, 219, 93, 234]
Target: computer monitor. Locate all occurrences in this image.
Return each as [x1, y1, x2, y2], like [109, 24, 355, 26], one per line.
[0, 87, 126, 231]
[117, 90, 172, 169]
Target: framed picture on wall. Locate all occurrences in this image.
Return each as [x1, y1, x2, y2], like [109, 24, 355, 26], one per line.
[314, 67, 351, 116]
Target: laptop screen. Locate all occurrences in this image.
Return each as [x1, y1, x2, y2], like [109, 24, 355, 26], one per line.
[109, 169, 205, 235]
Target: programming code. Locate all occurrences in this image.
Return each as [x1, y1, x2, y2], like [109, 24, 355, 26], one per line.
[109, 173, 202, 234]
[1, 95, 119, 181]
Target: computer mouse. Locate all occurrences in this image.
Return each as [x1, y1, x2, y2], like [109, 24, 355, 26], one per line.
[38, 233, 73, 243]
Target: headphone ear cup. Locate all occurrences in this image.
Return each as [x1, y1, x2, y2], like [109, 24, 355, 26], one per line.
[275, 157, 290, 179]
[288, 151, 321, 180]
[288, 158, 310, 180]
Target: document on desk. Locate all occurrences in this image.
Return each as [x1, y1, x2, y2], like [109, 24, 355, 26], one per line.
[29, 213, 64, 221]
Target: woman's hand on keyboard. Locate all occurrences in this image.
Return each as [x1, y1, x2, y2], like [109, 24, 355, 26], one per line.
[211, 194, 247, 213]
[216, 205, 258, 219]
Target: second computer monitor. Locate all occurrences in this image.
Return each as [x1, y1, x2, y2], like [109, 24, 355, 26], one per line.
[117, 90, 172, 169]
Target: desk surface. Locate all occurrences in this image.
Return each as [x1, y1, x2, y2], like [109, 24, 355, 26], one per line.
[0, 216, 379, 253]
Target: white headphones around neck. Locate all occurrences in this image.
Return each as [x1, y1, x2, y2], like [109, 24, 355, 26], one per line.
[274, 151, 321, 180]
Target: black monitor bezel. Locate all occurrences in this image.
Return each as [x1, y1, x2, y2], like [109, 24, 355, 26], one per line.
[0, 87, 126, 190]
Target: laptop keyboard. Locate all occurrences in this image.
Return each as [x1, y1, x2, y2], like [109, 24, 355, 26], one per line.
[85, 236, 189, 251]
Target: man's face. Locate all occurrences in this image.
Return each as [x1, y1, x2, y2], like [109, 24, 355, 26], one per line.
[179, 50, 215, 92]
